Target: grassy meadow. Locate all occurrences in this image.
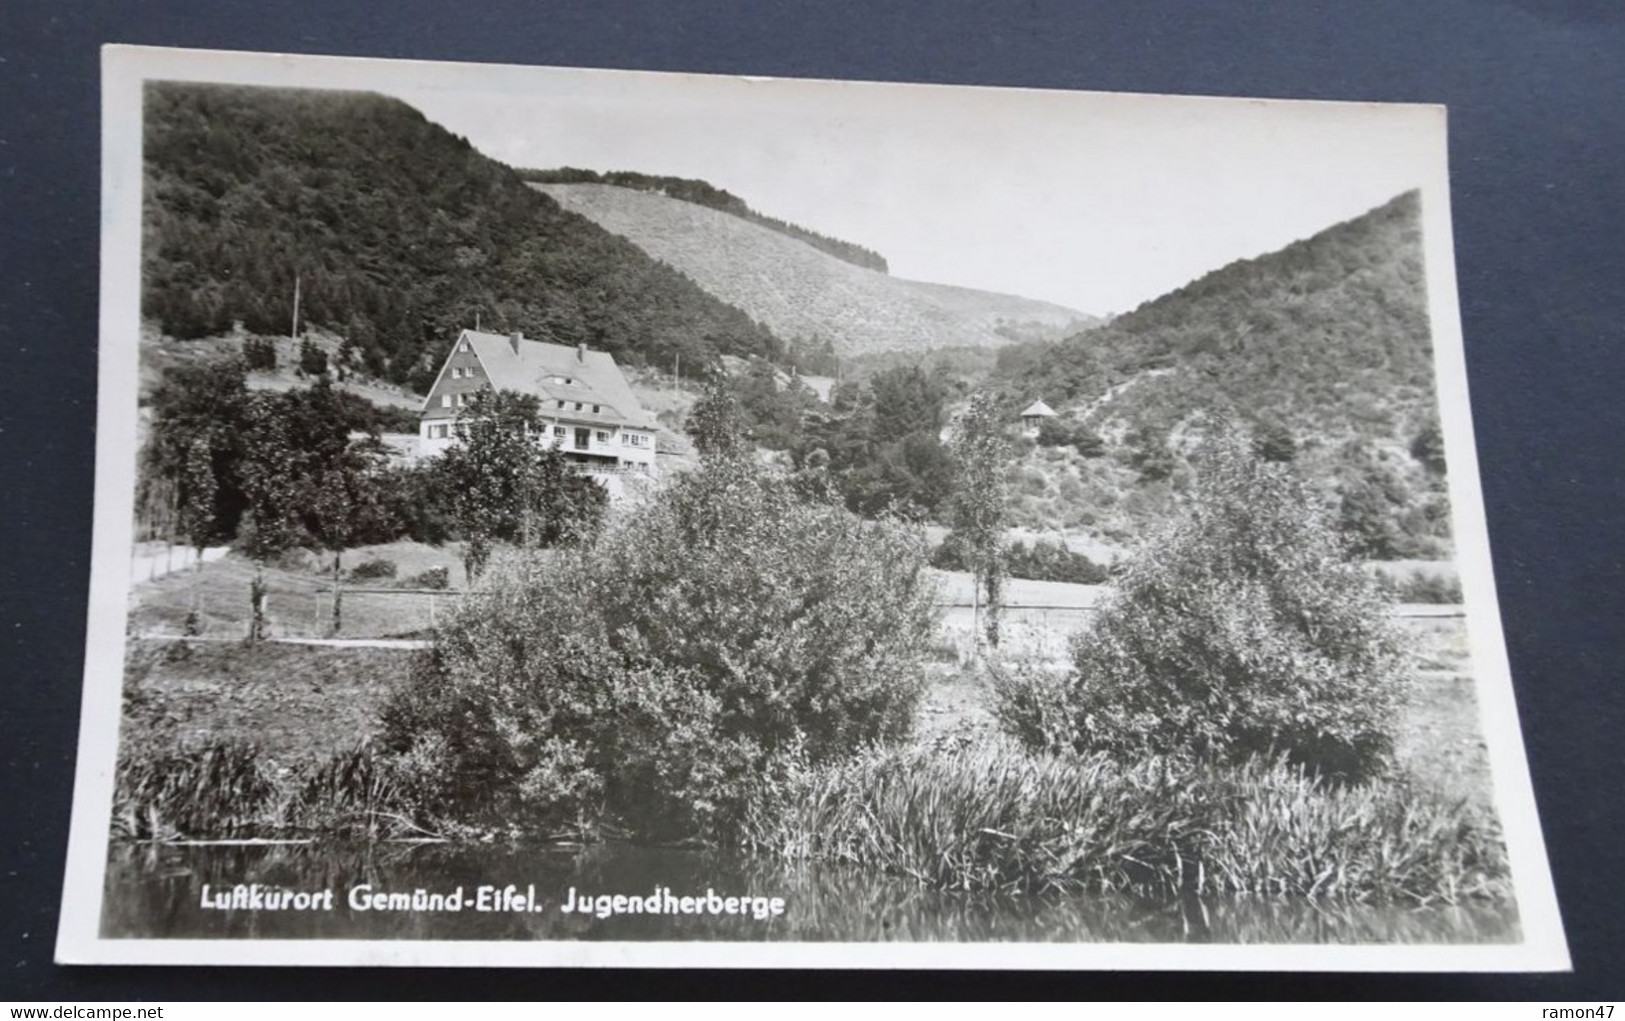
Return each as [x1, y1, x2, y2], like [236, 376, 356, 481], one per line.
[128, 542, 469, 640]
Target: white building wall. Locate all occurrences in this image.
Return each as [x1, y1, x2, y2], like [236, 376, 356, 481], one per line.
[420, 418, 659, 472]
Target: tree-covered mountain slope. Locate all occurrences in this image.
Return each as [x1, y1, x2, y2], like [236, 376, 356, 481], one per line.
[141, 84, 783, 392]
[531, 182, 1097, 358]
[991, 192, 1453, 559]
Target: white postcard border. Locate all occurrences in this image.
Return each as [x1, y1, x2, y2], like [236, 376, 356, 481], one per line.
[55, 44, 1569, 971]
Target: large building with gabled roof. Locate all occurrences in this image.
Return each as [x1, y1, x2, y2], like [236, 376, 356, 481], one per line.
[418, 329, 659, 473]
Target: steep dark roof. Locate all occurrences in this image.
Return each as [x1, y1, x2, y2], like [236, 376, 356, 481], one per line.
[460, 330, 656, 429]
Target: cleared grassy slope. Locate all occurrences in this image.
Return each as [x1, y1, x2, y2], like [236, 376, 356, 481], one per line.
[533, 182, 1097, 357]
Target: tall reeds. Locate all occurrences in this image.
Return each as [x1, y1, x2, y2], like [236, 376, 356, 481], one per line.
[111, 740, 436, 841]
[112, 740, 282, 840]
[735, 743, 1509, 905]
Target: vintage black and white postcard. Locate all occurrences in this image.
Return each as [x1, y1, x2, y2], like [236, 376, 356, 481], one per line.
[57, 45, 1568, 969]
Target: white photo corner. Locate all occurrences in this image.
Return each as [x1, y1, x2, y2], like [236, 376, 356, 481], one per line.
[57, 43, 1568, 970]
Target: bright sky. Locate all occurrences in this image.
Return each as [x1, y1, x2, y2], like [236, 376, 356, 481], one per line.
[389, 68, 1442, 317]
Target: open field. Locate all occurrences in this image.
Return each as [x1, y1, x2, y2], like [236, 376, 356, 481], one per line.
[129, 543, 468, 640]
[123, 639, 414, 764]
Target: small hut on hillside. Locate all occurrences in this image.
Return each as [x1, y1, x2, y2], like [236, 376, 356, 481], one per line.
[1019, 398, 1057, 436]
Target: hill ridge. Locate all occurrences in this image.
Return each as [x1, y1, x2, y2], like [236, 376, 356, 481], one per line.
[516, 167, 891, 273]
[989, 191, 1452, 559]
[141, 84, 785, 392]
[533, 181, 1098, 358]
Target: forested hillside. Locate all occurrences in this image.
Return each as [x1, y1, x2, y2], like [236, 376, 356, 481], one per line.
[998, 192, 1433, 426]
[992, 192, 1452, 558]
[533, 182, 1096, 357]
[141, 84, 783, 391]
[518, 168, 891, 273]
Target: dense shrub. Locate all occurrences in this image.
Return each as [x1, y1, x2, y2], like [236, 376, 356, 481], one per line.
[297, 337, 328, 377]
[242, 335, 278, 371]
[405, 566, 450, 590]
[1035, 417, 1105, 457]
[1376, 568, 1463, 605]
[381, 454, 941, 841]
[994, 434, 1406, 783]
[1006, 538, 1110, 585]
[346, 557, 397, 581]
[930, 533, 1109, 585]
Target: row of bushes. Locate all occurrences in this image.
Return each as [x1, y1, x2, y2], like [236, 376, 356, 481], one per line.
[930, 534, 1110, 585]
[344, 557, 450, 590]
[1375, 568, 1463, 605]
[1033, 417, 1106, 457]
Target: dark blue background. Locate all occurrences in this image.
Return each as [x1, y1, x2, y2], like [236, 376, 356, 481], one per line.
[2, 0, 1621, 1000]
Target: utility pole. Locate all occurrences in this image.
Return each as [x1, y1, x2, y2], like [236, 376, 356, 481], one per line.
[290, 272, 302, 341]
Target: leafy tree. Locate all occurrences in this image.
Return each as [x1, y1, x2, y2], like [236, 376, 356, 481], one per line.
[242, 335, 278, 371]
[431, 388, 606, 579]
[733, 359, 816, 450]
[994, 433, 1406, 783]
[1035, 417, 1106, 457]
[868, 365, 946, 439]
[1253, 418, 1297, 463]
[236, 377, 398, 633]
[685, 379, 750, 458]
[1125, 425, 1176, 483]
[949, 392, 1009, 650]
[141, 358, 250, 549]
[298, 337, 329, 377]
[1410, 420, 1447, 475]
[791, 365, 957, 520]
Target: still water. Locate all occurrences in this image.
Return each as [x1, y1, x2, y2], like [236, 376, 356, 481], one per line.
[103, 840, 1519, 944]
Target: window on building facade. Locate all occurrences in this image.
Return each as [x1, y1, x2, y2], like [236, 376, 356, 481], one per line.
[596, 430, 610, 443]
[441, 394, 452, 408]
[553, 426, 565, 438]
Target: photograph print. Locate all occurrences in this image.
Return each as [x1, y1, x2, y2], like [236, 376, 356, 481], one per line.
[57, 46, 1567, 970]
